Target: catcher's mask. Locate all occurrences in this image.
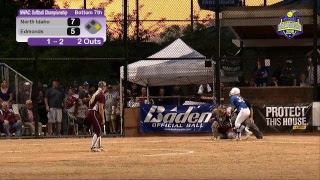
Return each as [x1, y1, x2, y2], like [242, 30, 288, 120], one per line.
[212, 105, 226, 116]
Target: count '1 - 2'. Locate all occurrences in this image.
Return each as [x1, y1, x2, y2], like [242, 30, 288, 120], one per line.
[77, 38, 102, 45]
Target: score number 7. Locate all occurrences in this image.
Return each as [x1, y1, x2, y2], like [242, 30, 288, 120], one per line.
[47, 38, 64, 45]
[67, 18, 80, 26]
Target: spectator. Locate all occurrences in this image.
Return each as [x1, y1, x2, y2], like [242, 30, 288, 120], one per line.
[0, 79, 13, 105]
[280, 60, 296, 86]
[249, 78, 256, 87]
[20, 100, 42, 136]
[115, 101, 121, 133]
[127, 94, 139, 107]
[137, 87, 148, 104]
[72, 81, 79, 99]
[0, 101, 22, 138]
[89, 84, 96, 97]
[238, 0, 243, 6]
[18, 82, 31, 104]
[171, 85, 183, 105]
[306, 57, 313, 79]
[104, 85, 119, 134]
[45, 78, 65, 136]
[79, 81, 90, 107]
[193, 94, 206, 103]
[113, 84, 120, 95]
[23, 90, 31, 104]
[306, 57, 320, 85]
[270, 76, 279, 87]
[154, 87, 167, 105]
[253, 59, 269, 87]
[298, 73, 311, 87]
[130, 83, 139, 97]
[121, 86, 131, 105]
[68, 98, 88, 135]
[38, 82, 44, 92]
[78, 85, 83, 92]
[85, 84, 96, 134]
[38, 90, 47, 132]
[272, 60, 283, 82]
[183, 94, 206, 105]
[64, 87, 77, 134]
[65, 87, 77, 110]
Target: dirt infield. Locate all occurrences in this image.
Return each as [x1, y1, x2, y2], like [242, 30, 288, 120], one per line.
[0, 135, 319, 180]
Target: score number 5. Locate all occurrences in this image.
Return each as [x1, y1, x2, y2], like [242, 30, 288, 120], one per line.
[47, 38, 64, 45]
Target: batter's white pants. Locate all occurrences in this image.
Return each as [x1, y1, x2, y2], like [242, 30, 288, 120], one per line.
[234, 108, 251, 128]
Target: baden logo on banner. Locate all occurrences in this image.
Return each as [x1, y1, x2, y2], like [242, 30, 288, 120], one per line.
[140, 104, 215, 133]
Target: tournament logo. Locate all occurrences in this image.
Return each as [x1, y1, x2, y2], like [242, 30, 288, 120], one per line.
[277, 10, 303, 39]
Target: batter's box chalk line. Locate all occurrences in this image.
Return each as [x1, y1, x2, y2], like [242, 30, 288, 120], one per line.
[109, 148, 194, 158]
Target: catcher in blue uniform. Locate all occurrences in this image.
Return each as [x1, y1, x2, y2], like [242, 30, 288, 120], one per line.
[210, 105, 236, 140]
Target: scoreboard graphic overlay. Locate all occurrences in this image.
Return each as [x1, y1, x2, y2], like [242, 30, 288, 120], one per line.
[16, 9, 106, 46]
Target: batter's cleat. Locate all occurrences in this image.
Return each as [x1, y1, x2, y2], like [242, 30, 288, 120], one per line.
[245, 131, 253, 140]
[98, 146, 104, 151]
[235, 134, 241, 141]
[91, 148, 101, 152]
[211, 136, 220, 140]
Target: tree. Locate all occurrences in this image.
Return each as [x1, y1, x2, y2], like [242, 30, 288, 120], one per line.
[159, 10, 212, 44]
[158, 10, 239, 58]
[159, 25, 183, 43]
[22, 0, 59, 9]
[107, 4, 166, 41]
[0, 0, 32, 58]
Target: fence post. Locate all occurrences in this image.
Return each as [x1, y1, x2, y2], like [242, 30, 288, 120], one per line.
[32, 57, 39, 138]
[84, 0, 86, 9]
[136, 0, 140, 41]
[313, 0, 318, 101]
[123, 0, 129, 136]
[124, 0, 128, 108]
[214, 0, 221, 104]
[191, 0, 194, 32]
[14, 74, 18, 103]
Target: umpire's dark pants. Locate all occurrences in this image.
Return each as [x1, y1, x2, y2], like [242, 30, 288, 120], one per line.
[231, 114, 263, 139]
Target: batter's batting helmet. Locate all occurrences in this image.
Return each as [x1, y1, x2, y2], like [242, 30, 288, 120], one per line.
[229, 87, 240, 97]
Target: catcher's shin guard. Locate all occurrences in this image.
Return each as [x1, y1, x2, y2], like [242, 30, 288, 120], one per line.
[211, 121, 220, 138]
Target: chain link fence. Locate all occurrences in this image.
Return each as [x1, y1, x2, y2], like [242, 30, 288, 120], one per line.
[215, 0, 319, 97]
[0, 63, 32, 105]
[0, 58, 124, 139]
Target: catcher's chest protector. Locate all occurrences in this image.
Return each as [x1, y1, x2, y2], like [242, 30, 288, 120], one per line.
[217, 115, 232, 127]
[217, 115, 226, 122]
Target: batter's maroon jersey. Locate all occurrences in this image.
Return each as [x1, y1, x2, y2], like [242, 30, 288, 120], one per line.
[89, 92, 106, 112]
